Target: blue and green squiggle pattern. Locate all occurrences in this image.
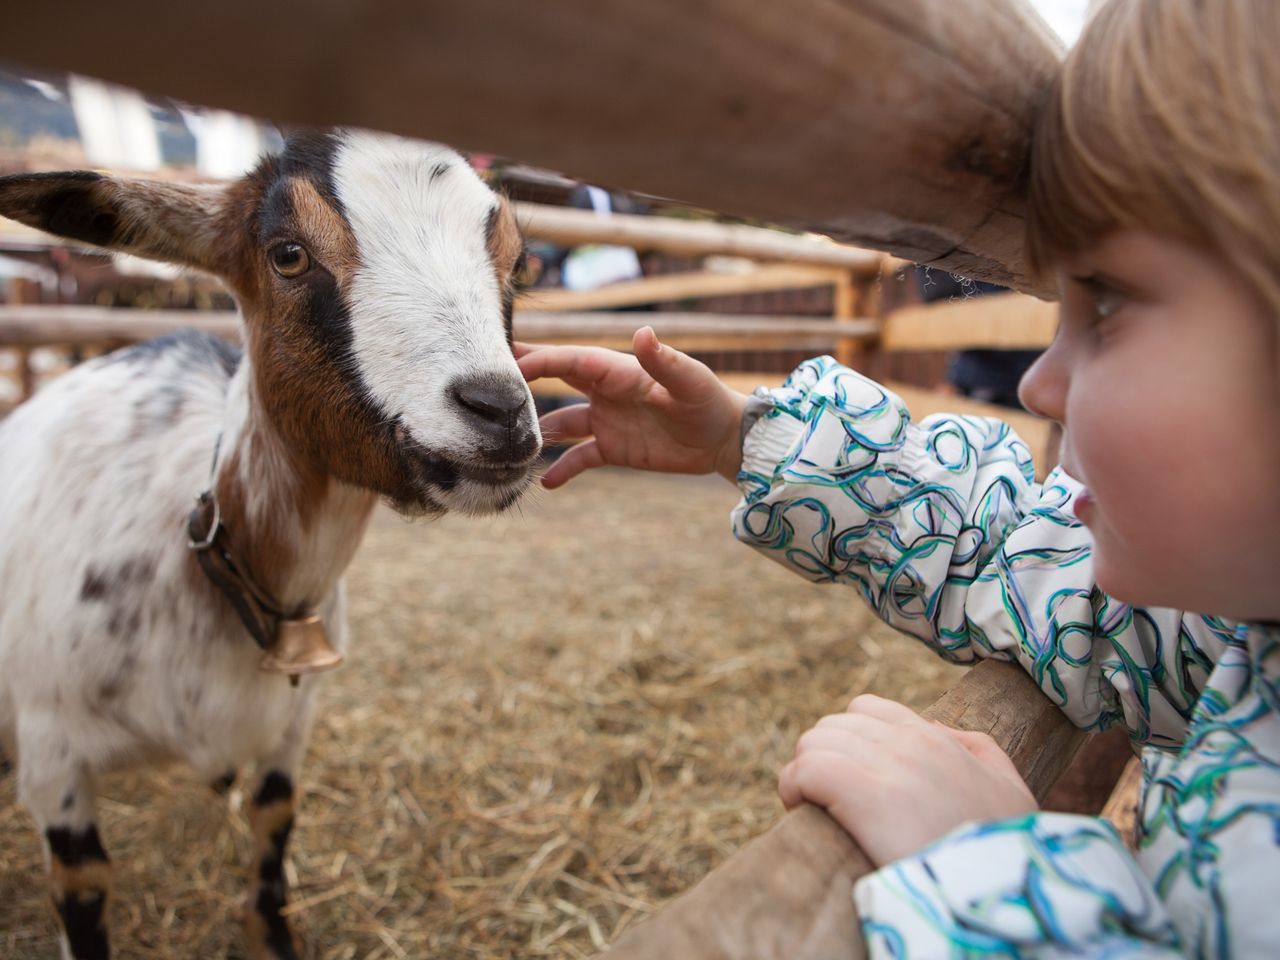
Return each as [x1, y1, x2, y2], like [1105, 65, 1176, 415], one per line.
[731, 357, 1279, 958]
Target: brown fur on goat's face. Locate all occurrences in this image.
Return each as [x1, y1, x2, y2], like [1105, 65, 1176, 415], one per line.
[219, 166, 409, 508]
[233, 187, 534, 512]
[0, 130, 541, 515]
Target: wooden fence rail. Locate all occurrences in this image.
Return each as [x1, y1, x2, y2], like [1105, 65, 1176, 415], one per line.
[601, 660, 1088, 960]
[513, 204, 885, 272]
[0, 1, 1132, 954]
[0, 291, 1060, 471]
[1, 176, 1079, 960]
[0, 0, 1061, 293]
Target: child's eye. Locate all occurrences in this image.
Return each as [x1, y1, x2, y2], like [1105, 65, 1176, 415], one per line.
[1085, 288, 1126, 321]
[1073, 274, 1129, 328]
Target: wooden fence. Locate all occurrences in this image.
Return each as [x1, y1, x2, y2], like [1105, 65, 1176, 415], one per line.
[0, 206, 1060, 473]
[0, 2, 1145, 953]
[1, 226, 1113, 960]
[0, 0, 1061, 294]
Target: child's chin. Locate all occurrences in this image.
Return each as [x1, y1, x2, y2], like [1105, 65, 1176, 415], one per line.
[1093, 556, 1187, 615]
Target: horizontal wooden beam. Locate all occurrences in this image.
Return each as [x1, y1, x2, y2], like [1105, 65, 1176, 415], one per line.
[1, 305, 1055, 467]
[517, 312, 877, 353]
[881, 293, 1057, 352]
[0, 205, 885, 275]
[515, 204, 883, 271]
[0, 305, 871, 348]
[597, 659, 1086, 960]
[0, 306, 239, 346]
[535, 370, 1056, 480]
[0, 0, 1061, 294]
[517, 265, 847, 312]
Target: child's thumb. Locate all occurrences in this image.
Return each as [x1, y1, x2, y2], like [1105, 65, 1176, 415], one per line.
[632, 326, 713, 400]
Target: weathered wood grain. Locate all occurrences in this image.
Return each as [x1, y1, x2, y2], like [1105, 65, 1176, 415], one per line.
[598, 660, 1086, 960]
[0, 0, 1061, 292]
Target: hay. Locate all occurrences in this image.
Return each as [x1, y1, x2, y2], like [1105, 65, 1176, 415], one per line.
[0, 469, 963, 958]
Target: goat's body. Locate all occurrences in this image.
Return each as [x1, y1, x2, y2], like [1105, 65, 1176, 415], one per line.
[0, 331, 348, 785]
[0, 129, 539, 959]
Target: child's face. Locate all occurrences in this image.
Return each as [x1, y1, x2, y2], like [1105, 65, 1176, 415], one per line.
[1019, 230, 1280, 621]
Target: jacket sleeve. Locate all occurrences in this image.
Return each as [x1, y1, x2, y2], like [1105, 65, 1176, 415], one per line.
[855, 813, 1183, 958]
[730, 358, 1229, 745]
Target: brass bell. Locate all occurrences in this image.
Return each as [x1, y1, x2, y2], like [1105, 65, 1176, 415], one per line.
[259, 615, 344, 677]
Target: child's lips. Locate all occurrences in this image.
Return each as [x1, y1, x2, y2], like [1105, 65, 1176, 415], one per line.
[1073, 487, 1096, 522]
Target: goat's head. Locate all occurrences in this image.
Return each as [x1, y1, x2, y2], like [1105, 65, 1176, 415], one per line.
[0, 129, 542, 516]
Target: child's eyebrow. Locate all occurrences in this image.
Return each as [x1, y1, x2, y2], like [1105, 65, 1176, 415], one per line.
[1070, 271, 1138, 296]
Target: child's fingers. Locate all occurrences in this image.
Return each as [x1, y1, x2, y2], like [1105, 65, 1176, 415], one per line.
[947, 728, 1014, 767]
[813, 712, 893, 742]
[632, 326, 717, 402]
[795, 726, 884, 762]
[540, 438, 605, 489]
[778, 760, 804, 810]
[517, 344, 622, 390]
[846, 693, 930, 727]
[778, 749, 867, 813]
[512, 341, 545, 359]
[538, 402, 592, 442]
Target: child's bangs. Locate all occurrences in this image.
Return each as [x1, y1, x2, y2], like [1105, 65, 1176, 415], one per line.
[1028, 0, 1280, 313]
[1025, 1, 1179, 280]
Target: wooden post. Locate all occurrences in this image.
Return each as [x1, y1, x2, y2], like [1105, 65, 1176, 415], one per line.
[6, 278, 41, 402]
[835, 270, 888, 373]
[16, 346, 34, 403]
[1100, 757, 1143, 851]
[0, 0, 1061, 293]
[597, 659, 1087, 960]
[832, 271, 862, 370]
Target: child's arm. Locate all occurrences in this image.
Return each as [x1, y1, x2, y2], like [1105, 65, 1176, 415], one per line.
[733, 356, 1232, 746]
[516, 327, 748, 487]
[780, 696, 1185, 957]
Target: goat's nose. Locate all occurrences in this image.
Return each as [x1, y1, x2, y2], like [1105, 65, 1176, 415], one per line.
[450, 376, 529, 429]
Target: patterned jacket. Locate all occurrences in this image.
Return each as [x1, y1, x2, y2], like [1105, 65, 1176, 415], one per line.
[730, 357, 1279, 958]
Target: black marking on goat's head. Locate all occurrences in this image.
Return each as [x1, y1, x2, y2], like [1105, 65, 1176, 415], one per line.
[233, 129, 542, 516]
[0, 130, 542, 516]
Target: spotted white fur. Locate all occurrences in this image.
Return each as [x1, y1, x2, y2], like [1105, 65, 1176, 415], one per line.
[0, 128, 540, 958]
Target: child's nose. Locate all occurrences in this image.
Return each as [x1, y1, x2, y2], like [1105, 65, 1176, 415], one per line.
[1017, 343, 1068, 423]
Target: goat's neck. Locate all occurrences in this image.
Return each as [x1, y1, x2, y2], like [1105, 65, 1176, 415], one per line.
[210, 361, 377, 613]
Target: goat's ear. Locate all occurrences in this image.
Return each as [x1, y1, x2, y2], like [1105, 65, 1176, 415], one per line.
[0, 171, 234, 275]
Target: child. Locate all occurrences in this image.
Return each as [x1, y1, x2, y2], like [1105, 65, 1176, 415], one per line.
[518, 0, 1280, 954]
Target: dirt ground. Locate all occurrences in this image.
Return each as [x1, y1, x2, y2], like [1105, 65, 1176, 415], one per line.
[0, 468, 965, 959]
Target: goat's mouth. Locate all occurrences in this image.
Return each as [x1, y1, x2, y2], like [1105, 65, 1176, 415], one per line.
[455, 462, 530, 486]
[392, 425, 538, 516]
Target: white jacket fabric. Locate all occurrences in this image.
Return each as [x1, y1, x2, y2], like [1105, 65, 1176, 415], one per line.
[731, 357, 1279, 958]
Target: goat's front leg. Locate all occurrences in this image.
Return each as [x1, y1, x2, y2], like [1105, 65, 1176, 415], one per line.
[18, 725, 111, 960]
[242, 689, 318, 960]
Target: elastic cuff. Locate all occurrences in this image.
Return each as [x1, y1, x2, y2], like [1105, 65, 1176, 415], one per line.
[740, 398, 805, 479]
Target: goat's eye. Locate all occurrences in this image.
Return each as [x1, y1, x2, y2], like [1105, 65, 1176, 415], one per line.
[268, 242, 310, 278]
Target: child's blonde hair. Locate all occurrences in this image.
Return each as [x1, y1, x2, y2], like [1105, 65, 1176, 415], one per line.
[1027, 0, 1280, 315]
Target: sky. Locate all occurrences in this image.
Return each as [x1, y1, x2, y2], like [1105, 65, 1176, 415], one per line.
[1028, 0, 1092, 45]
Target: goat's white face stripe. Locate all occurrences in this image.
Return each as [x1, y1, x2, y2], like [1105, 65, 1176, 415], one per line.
[331, 132, 526, 460]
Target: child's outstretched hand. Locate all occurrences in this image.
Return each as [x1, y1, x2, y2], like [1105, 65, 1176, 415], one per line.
[778, 694, 1037, 867]
[517, 327, 749, 488]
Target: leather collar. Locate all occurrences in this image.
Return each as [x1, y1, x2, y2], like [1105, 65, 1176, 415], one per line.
[186, 489, 296, 651]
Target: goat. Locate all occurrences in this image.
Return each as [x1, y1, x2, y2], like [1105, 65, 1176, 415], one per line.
[0, 128, 541, 960]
